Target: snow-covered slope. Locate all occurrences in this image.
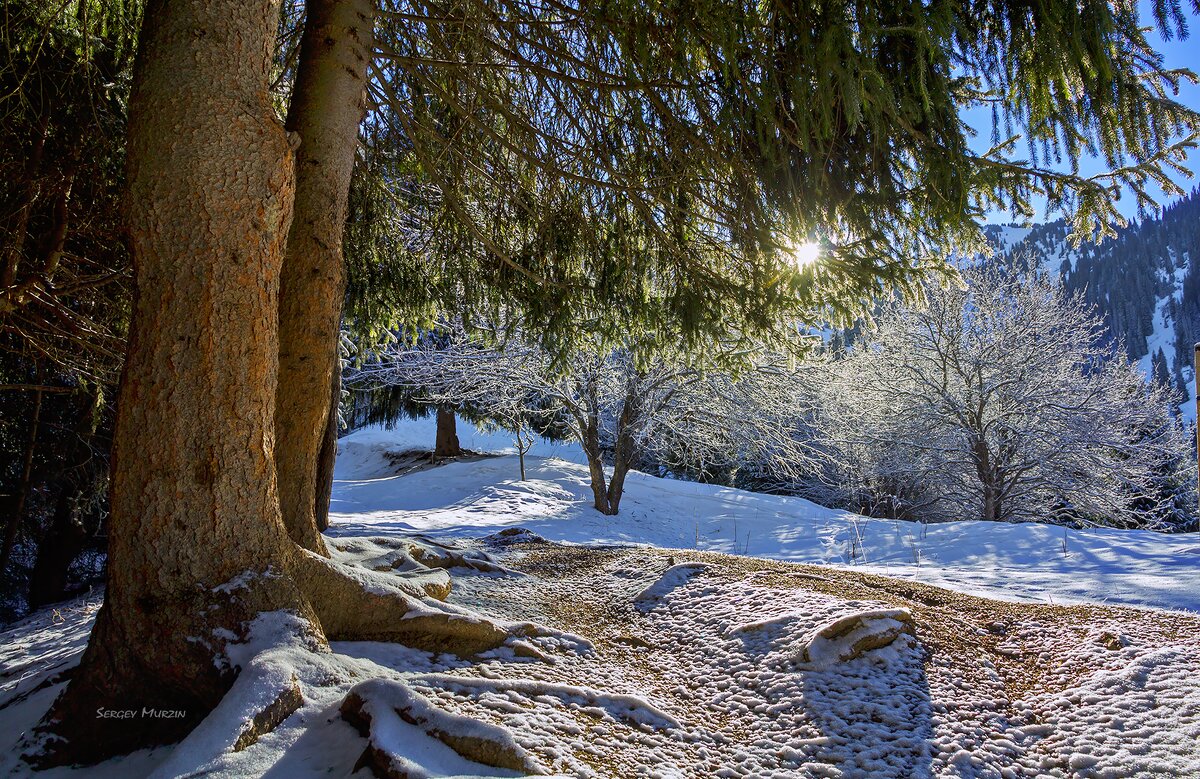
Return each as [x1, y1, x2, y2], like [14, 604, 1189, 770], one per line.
[330, 418, 1200, 614]
[3, 416, 1198, 779]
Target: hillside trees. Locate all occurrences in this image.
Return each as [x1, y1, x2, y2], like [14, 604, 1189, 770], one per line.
[23, 0, 1200, 767]
[818, 269, 1195, 528]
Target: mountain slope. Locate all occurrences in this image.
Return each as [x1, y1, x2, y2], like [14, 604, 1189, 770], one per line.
[983, 189, 1200, 422]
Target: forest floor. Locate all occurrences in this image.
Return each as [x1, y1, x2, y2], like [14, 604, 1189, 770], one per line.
[2, 535, 1198, 777]
[2, 418, 1199, 777]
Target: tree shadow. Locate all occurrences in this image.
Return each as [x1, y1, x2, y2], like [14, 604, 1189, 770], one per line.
[724, 616, 935, 778]
[795, 636, 935, 778]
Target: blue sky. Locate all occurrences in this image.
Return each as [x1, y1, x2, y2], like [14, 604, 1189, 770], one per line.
[972, 1, 1200, 224]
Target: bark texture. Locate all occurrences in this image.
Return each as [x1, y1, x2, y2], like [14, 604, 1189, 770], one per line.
[26, 2, 510, 768]
[27, 0, 318, 763]
[434, 407, 462, 458]
[275, 0, 373, 553]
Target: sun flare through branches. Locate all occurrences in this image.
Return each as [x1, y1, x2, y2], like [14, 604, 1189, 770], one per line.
[789, 241, 822, 268]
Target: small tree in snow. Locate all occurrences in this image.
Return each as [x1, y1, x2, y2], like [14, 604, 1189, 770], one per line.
[346, 324, 816, 514]
[817, 268, 1195, 528]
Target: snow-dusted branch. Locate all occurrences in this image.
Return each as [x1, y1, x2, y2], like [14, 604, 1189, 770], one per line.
[345, 324, 821, 514]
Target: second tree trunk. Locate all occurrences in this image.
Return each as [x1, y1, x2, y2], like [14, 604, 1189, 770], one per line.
[274, 0, 373, 553]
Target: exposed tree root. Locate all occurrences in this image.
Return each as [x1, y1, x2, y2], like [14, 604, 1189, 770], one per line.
[405, 537, 515, 576]
[293, 549, 513, 655]
[325, 538, 454, 599]
[329, 535, 521, 582]
[410, 674, 682, 733]
[146, 632, 320, 778]
[24, 542, 535, 768]
[22, 570, 324, 768]
[340, 678, 543, 777]
[232, 672, 303, 751]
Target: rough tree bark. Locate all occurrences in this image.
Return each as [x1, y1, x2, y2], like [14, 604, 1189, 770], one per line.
[275, 0, 373, 553]
[27, 0, 316, 763]
[434, 407, 462, 458]
[26, 3, 511, 767]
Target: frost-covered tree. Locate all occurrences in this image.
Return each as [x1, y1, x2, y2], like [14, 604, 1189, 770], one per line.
[347, 325, 816, 514]
[818, 269, 1196, 529]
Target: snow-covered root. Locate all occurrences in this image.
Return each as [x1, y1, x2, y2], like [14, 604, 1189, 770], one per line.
[294, 549, 513, 655]
[142, 611, 340, 778]
[146, 661, 302, 777]
[411, 674, 683, 734]
[9, 543, 574, 772]
[326, 538, 454, 600]
[327, 536, 525, 599]
[341, 678, 543, 778]
[404, 535, 520, 576]
[136, 548, 562, 773]
[137, 614, 577, 777]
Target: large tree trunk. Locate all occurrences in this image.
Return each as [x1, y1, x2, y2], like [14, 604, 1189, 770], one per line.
[27, 0, 318, 763]
[434, 407, 462, 458]
[27, 3, 510, 767]
[274, 0, 373, 553]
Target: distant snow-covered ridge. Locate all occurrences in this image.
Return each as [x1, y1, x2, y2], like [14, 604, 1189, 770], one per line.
[980, 191, 1200, 423]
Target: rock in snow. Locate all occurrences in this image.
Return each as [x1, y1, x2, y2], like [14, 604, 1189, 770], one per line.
[795, 608, 915, 667]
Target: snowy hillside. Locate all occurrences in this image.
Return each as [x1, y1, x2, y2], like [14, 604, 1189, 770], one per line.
[982, 190, 1200, 423]
[331, 419, 1200, 613]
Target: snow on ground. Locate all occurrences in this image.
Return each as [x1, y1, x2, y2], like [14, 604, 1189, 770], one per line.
[331, 418, 1200, 614]
[6, 538, 1198, 779]
[3, 416, 1199, 778]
